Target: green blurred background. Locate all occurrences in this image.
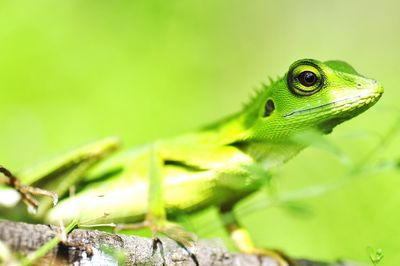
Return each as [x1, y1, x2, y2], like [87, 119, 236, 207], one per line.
[0, 0, 399, 265]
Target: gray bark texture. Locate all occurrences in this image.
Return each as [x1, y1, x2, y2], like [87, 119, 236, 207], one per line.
[0, 220, 364, 266]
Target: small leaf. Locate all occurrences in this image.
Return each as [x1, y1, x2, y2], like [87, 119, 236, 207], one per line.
[367, 246, 384, 265]
[100, 245, 127, 265]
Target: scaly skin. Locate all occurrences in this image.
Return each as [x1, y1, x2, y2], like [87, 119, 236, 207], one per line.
[41, 59, 383, 223]
[2, 59, 383, 265]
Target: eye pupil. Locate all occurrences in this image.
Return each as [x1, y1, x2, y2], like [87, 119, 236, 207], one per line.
[298, 71, 317, 87]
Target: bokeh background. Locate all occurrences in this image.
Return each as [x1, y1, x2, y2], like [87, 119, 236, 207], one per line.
[0, 0, 399, 265]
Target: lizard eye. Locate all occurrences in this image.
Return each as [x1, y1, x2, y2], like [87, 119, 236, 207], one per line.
[298, 71, 317, 87]
[287, 62, 324, 96]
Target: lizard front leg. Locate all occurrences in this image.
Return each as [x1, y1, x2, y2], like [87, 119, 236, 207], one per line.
[115, 147, 196, 247]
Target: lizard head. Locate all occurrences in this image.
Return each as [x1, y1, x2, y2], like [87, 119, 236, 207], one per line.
[246, 59, 383, 140]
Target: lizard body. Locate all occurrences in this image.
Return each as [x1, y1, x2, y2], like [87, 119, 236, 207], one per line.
[1, 59, 383, 265]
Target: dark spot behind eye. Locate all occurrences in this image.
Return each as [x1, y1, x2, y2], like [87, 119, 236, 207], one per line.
[264, 99, 275, 117]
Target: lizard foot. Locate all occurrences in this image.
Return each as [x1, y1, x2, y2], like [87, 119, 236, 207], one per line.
[114, 218, 197, 248]
[246, 248, 298, 266]
[0, 165, 58, 213]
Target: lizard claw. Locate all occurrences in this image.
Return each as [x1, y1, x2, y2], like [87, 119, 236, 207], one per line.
[249, 248, 298, 266]
[0, 165, 58, 213]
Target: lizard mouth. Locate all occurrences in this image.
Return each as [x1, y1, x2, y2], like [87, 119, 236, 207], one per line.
[283, 92, 383, 118]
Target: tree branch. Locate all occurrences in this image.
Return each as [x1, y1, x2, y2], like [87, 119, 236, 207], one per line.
[0, 220, 363, 266]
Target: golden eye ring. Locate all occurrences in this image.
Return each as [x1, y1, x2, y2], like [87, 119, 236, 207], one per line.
[287, 61, 324, 96]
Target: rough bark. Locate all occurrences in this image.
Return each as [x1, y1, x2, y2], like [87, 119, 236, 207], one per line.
[0, 220, 363, 266]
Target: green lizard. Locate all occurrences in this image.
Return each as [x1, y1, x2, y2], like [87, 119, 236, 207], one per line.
[0, 59, 383, 265]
